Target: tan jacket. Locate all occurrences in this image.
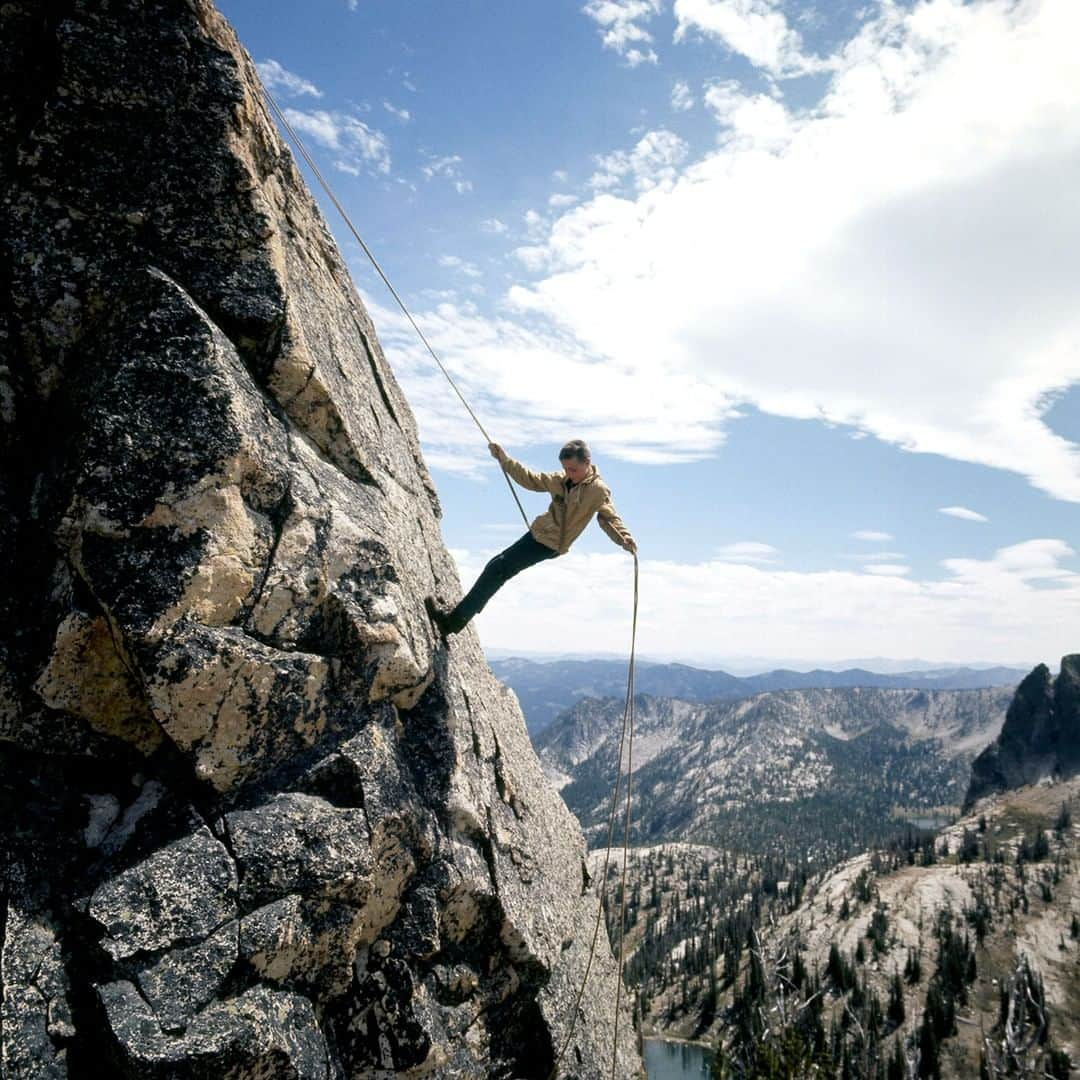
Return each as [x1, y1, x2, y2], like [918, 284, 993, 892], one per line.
[502, 456, 634, 555]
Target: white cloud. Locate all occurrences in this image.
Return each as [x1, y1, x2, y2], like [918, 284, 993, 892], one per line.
[257, 59, 323, 98]
[716, 541, 780, 564]
[553, 169, 571, 183]
[438, 254, 483, 279]
[513, 246, 551, 273]
[864, 563, 911, 576]
[549, 193, 580, 209]
[481, 218, 509, 235]
[703, 80, 795, 150]
[673, 0, 827, 78]
[282, 108, 390, 175]
[589, 129, 689, 191]
[523, 209, 546, 237]
[505, 0, 1080, 503]
[383, 100, 411, 122]
[583, 0, 663, 66]
[854, 530, 893, 542]
[453, 538, 1078, 664]
[671, 80, 695, 111]
[939, 506, 989, 522]
[854, 551, 906, 563]
[368, 298, 736, 474]
[422, 154, 472, 193]
[942, 537, 1075, 584]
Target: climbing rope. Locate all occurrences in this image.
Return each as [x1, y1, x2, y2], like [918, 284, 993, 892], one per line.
[611, 553, 639, 1078]
[262, 85, 641, 1078]
[548, 553, 638, 1080]
[261, 88, 530, 530]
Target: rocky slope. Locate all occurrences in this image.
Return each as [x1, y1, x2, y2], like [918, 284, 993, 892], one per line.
[538, 687, 1010, 858]
[0, 2, 639, 1077]
[721, 775, 1080, 1077]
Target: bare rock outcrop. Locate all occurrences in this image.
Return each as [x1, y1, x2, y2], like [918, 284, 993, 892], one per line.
[965, 655, 1080, 810]
[0, 2, 641, 1076]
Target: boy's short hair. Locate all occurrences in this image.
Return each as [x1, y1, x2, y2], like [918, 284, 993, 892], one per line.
[558, 439, 591, 464]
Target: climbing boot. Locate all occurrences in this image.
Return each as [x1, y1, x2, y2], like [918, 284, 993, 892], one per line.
[425, 596, 463, 639]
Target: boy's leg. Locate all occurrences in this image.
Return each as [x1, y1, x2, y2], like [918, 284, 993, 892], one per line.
[441, 533, 557, 632]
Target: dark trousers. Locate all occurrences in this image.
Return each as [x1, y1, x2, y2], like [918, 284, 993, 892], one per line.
[450, 532, 558, 629]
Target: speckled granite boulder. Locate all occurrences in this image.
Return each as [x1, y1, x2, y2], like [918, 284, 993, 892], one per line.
[0, 2, 641, 1076]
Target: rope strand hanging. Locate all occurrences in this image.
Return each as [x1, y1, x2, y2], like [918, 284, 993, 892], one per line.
[547, 553, 638, 1080]
[263, 85, 640, 1079]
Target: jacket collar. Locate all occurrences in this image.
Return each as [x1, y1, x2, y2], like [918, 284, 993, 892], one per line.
[564, 465, 599, 491]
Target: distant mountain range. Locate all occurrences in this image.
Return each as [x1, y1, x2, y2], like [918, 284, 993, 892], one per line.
[535, 686, 1012, 860]
[491, 656, 1027, 736]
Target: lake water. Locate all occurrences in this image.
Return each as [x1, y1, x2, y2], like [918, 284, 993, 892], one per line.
[907, 814, 953, 831]
[643, 1037, 713, 1079]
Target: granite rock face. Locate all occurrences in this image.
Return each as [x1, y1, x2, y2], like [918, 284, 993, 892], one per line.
[0, 2, 641, 1076]
[965, 655, 1080, 809]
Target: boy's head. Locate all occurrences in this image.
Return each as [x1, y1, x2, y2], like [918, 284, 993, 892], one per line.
[559, 439, 591, 483]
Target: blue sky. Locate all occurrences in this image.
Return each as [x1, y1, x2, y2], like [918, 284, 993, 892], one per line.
[218, 0, 1080, 668]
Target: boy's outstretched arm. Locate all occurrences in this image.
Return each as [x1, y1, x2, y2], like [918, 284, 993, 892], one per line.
[597, 498, 637, 554]
[489, 442, 558, 493]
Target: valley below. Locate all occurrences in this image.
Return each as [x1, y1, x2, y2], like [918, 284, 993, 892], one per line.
[507, 657, 1080, 1077]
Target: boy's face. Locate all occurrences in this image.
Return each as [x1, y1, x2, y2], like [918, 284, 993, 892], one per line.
[561, 457, 590, 484]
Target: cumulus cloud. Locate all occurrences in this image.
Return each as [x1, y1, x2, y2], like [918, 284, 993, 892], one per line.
[549, 193, 580, 209]
[282, 108, 390, 175]
[939, 506, 989, 522]
[583, 0, 663, 66]
[452, 538, 1078, 663]
[257, 59, 322, 98]
[523, 209, 546, 237]
[505, 0, 1080, 503]
[673, 0, 827, 77]
[703, 80, 795, 150]
[589, 129, 689, 192]
[671, 80, 695, 111]
[481, 218, 508, 235]
[853, 531, 893, 542]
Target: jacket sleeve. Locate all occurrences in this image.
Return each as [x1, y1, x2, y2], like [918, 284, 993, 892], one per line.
[596, 492, 634, 550]
[502, 455, 562, 494]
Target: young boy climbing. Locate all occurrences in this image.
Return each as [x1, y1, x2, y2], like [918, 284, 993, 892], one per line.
[426, 439, 637, 637]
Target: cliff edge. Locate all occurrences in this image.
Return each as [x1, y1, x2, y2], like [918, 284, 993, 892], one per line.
[965, 655, 1080, 810]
